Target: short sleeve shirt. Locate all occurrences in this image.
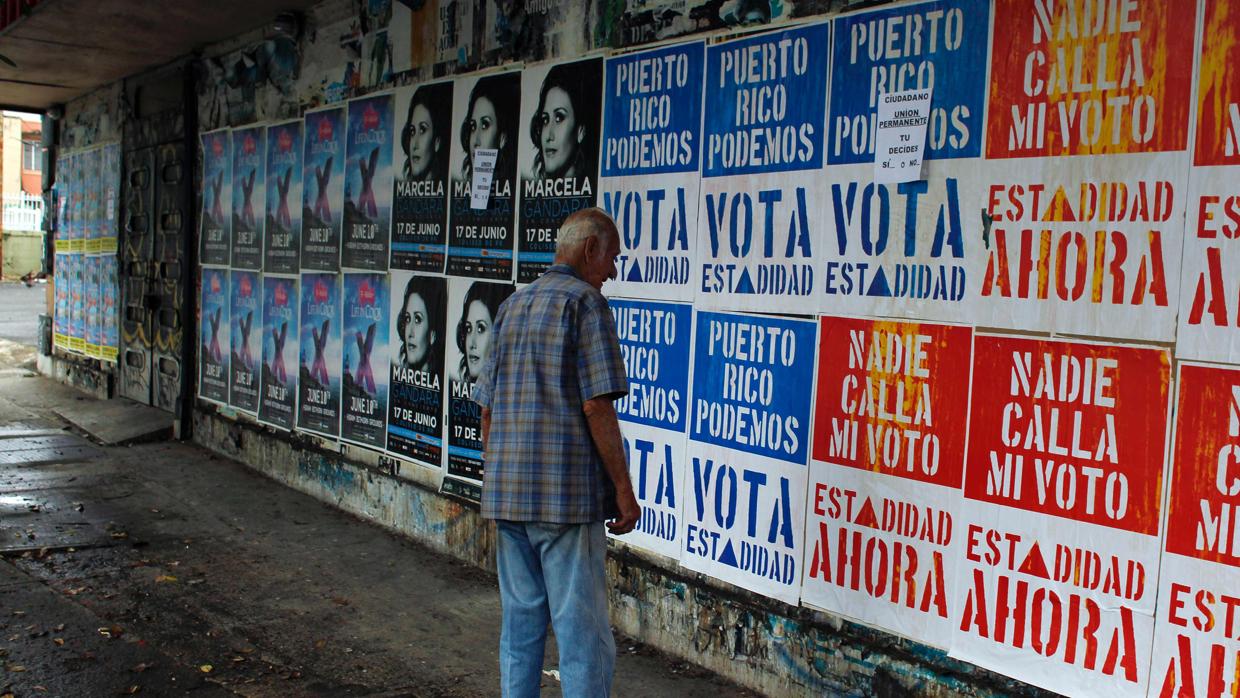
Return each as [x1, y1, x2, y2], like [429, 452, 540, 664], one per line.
[473, 264, 629, 523]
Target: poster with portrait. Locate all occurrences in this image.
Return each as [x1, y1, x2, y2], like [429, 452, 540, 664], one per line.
[297, 272, 343, 438]
[820, 0, 989, 324]
[446, 69, 520, 281]
[101, 143, 120, 251]
[258, 275, 300, 430]
[1177, 0, 1240, 364]
[230, 126, 266, 270]
[1149, 362, 1240, 697]
[442, 277, 515, 501]
[950, 335, 1171, 697]
[201, 130, 232, 265]
[802, 316, 972, 648]
[99, 254, 118, 362]
[517, 57, 604, 284]
[600, 42, 705, 303]
[340, 272, 391, 448]
[391, 80, 452, 272]
[609, 298, 694, 560]
[975, 0, 1194, 343]
[302, 106, 346, 272]
[682, 310, 818, 604]
[228, 269, 262, 414]
[199, 266, 230, 404]
[386, 271, 448, 470]
[696, 22, 830, 313]
[84, 254, 100, 357]
[82, 149, 99, 246]
[342, 93, 395, 271]
[264, 120, 303, 274]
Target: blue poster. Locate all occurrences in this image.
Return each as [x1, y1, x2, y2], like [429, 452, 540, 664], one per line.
[343, 94, 395, 271]
[828, 0, 989, 164]
[84, 254, 100, 356]
[301, 107, 346, 272]
[682, 310, 818, 604]
[99, 254, 118, 362]
[600, 43, 705, 302]
[53, 253, 69, 348]
[341, 272, 391, 447]
[386, 271, 448, 470]
[697, 22, 831, 312]
[200, 130, 233, 265]
[610, 299, 694, 560]
[229, 269, 261, 413]
[264, 120, 303, 273]
[231, 126, 266, 270]
[68, 253, 84, 353]
[297, 272, 343, 437]
[259, 275, 299, 430]
[199, 266, 230, 404]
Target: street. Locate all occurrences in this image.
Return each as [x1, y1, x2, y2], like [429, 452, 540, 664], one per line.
[0, 281, 45, 348]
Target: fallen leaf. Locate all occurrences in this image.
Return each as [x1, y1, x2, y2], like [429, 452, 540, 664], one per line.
[110, 531, 128, 540]
[8, 664, 26, 672]
[125, 685, 141, 694]
[331, 597, 350, 606]
[53, 624, 64, 631]
[33, 686, 47, 692]
[132, 662, 153, 673]
[154, 575, 177, 583]
[200, 664, 213, 673]
[53, 637, 64, 646]
[314, 639, 326, 650]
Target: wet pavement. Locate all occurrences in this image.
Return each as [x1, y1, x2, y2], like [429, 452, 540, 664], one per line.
[0, 342, 755, 697]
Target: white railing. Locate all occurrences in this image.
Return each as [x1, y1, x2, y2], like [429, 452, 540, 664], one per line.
[3, 192, 43, 231]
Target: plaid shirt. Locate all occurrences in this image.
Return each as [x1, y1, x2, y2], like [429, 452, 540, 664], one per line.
[473, 264, 629, 523]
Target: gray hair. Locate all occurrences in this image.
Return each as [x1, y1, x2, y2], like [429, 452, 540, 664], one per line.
[555, 208, 616, 255]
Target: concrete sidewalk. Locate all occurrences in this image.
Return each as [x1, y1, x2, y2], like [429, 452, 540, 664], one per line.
[0, 354, 755, 696]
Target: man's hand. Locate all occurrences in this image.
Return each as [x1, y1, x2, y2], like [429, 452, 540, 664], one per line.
[607, 487, 640, 535]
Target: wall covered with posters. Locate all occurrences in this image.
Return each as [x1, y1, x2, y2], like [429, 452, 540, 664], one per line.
[179, 0, 1240, 695]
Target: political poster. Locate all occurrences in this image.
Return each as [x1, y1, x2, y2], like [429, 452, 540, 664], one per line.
[950, 335, 1171, 698]
[230, 126, 266, 270]
[99, 254, 118, 362]
[264, 120, 303, 274]
[696, 22, 830, 313]
[297, 272, 343, 438]
[517, 57, 604, 283]
[1177, 0, 1240, 363]
[599, 42, 705, 303]
[199, 266, 230, 404]
[228, 269, 261, 414]
[258, 275, 299, 430]
[446, 70, 520, 281]
[442, 277, 515, 501]
[1149, 362, 1240, 697]
[84, 254, 100, 357]
[821, 0, 989, 324]
[682, 311, 817, 604]
[976, 0, 1195, 342]
[340, 272, 390, 448]
[386, 271, 448, 470]
[301, 106, 346, 272]
[342, 93, 395, 271]
[391, 80, 452, 272]
[609, 299, 693, 559]
[802, 316, 971, 648]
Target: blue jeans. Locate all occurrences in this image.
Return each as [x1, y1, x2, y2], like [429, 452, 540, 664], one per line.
[495, 520, 615, 698]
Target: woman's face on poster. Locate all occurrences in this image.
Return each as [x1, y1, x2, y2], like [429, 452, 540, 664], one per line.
[469, 96, 502, 152]
[463, 299, 492, 380]
[539, 86, 580, 178]
[407, 103, 436, 180]
[401, 291, 432, 368]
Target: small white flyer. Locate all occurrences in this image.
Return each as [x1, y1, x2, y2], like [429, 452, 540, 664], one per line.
[874, 89, 932, 184]
[470, 148, 498, 210]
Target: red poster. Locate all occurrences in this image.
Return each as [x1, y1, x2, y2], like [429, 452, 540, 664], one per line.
[985, 0, 1195, 158]
[951, 335, 1171, 697]
[1150, 363, 1240, 696]
[964, 335, 1169, 535]
[1193, 0, 1240, 166]
[803, 316, 972, 647]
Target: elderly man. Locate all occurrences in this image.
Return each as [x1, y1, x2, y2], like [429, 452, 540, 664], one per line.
[473, 207, 640, 697]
